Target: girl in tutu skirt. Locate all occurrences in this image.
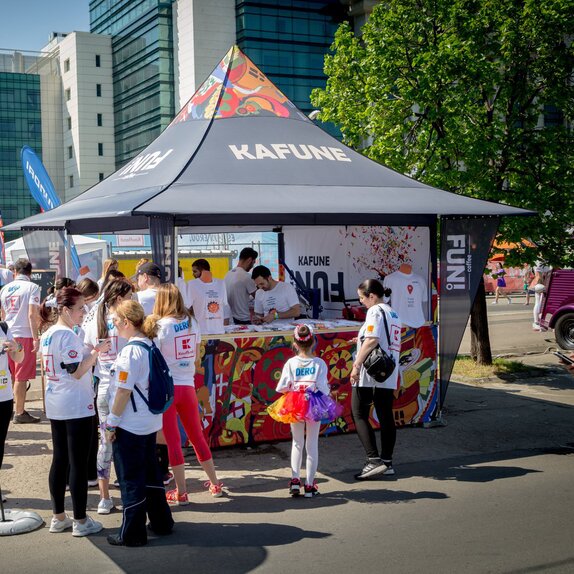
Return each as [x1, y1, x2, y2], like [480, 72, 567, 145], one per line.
[271, 324, 334, 498]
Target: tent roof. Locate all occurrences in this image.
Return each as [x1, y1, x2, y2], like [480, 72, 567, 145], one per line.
[4, 46, 533, 233]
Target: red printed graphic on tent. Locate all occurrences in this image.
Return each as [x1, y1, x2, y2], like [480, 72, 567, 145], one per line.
[175, 334, 196, 360]
[390, 325, 402, 352]
[44, 355, 57, 380]
[407, 284, 413, 294]
[6, 296, 20, 313]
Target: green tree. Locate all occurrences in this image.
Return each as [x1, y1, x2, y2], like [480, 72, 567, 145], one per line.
[312, 0, 574, 363]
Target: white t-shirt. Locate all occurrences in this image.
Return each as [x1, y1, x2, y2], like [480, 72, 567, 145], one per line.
[383, 271, 428, 328]
[276, 356, 330, 395]
[254, 281, 299, 317]
[41, 325, 95, 420]
[357, 304, 402, 390]
[84, 311, 127, 386]
[156, 316, 200, 386]
[109, 336, 162, 436]
[224, 267, 256, 322]
[0, 276, 41, 338]
[186, 278, 228, 335]
[0, 268, 13, 287]
[0, 328, 14, 402]
[137, 288, 158, 316]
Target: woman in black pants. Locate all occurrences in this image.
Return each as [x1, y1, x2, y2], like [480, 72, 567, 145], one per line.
[40, 288, 111, 536]
[350, 279, 402, 480]
[0, 325, 24, 501]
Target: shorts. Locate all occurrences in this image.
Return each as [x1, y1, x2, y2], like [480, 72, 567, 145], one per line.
[8, 338, 37, 381]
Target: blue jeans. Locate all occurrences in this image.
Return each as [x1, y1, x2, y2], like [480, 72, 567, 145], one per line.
[113, 428, 174, 544]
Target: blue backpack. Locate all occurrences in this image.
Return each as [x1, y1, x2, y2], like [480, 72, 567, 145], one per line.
[127, 341, 174, 415]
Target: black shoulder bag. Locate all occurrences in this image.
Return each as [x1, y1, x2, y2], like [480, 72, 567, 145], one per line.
[361, 305, 396, 383]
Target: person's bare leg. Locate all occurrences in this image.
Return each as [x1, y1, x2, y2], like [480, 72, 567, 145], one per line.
[200, 458, 219, 485]
[172, 463, 186, 493]
[98, 478, 110, 500]
[13, 379, 27, 415]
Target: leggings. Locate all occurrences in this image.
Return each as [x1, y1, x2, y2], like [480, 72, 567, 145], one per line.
[290, 420, 321, 484]
[351, 386, 396, 461]
[162, 385, 212, 467]
[0, 399, 13, 469]
[96, 384, 114, 480]
[49, 416, 94, 519]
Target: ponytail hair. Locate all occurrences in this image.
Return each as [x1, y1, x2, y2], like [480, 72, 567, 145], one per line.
[358, 279, 391, 300]
[114, 300, 159, 339]
[40, 287, 84, 329]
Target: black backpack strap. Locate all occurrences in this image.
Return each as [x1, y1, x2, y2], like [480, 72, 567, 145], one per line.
[125, 340, 151, 412]
[377, 304, 392, 347]
[0, 321, 7, 335]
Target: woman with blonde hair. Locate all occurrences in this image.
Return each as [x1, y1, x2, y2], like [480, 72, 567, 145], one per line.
[105, 300, 173, 546]
[98, 259, 119, 290]
[152, 283, 223, 504]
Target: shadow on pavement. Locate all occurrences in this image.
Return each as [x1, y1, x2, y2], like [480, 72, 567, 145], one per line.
[89, 522, 330, 574]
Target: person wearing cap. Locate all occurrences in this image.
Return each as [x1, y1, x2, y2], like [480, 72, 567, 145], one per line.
[136, 262, 162, 316]
[251, 265, 300, 324]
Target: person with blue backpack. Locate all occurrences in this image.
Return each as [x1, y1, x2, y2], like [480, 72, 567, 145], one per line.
[105, 299, 174, 547]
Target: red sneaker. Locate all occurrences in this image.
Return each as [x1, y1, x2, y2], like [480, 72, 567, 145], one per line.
[288, 478, 301, 497]
[165, 488, 189, 506]
[204, 481, 224, 498]
[304, 481, 319, 498]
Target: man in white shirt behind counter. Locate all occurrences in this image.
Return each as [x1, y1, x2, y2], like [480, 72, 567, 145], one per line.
[251, 265, 301, 324]
[224, 247, 258, 324]
[135, 262, 162, 315]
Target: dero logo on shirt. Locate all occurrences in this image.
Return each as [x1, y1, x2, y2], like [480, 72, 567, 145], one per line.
[118, 371, 129, 384]
[295, 366, 316, 377]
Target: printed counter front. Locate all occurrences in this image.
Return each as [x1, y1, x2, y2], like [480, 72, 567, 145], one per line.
[194, 320, 439, 449]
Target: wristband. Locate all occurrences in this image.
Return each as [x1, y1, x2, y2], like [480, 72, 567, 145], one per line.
[274, 311, 279, 320]
[106, 413, 121, 428]
[105, 425, 117, 432]
[16, 343, 23, 353]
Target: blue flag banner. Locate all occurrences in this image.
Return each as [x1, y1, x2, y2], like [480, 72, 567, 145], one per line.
[20, 146, 81, 274]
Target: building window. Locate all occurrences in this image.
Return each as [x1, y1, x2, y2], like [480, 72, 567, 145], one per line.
[96, 84, 102, 97]
[98, 143, 103, 156]
[65, 88, 71, 101]
[97, 113, 103, 127]
[99, 172, 105, 182]
[69, 175, 74, 188]
[67, 116, 72, 130]
[64, 58, 70, 73]
[95, 54, 101, 67]
[68, 146, 73, 159]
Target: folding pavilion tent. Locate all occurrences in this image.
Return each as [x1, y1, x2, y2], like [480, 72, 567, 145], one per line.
[4, 46, 534, 408]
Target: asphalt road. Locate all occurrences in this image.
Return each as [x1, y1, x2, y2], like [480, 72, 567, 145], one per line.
[459, 294, 556, 356]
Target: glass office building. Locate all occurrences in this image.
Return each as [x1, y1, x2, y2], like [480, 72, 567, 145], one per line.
[0, 54, 44, 232]
[236, 0, 347, 118]
[90, 0, 176, 166]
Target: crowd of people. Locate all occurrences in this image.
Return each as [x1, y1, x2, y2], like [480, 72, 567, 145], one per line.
[0, 253, 402, 546]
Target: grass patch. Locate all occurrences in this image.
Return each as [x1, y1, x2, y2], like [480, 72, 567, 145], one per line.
[452, 356, 531, 379]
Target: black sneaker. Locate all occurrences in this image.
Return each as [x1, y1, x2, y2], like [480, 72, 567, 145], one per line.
[354, 458, 387, 480]
[289, 478, 301, 497]
[13, 410, 41, 424]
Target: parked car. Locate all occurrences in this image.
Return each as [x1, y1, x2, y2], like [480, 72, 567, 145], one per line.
[539, 269, 574, 349]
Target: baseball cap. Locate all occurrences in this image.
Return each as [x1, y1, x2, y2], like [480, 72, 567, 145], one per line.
[136, 262, 162, 279]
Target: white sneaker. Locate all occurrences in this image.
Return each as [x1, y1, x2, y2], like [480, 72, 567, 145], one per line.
[49, 515, 73, 533]
[97, 497, 114, 515]
[87, 479, 98, 488]
[72, 515, 104, 537]
[491, 301, 498, 305]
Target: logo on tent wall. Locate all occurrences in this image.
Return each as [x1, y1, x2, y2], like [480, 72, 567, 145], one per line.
[114, 149, 174, 180]
[228, 144, 352, 162]
[445, 235, 470, 291]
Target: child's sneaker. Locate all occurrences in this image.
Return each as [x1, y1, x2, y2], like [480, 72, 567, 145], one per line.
[204, 481, 224, 498]
[72, 515, 104, 537]
[304, 482, 319, 498]
[288, 478, 301, 497]
[163, 471, 174, 485]
[49, 514, 73, 533]
[97, 497, 115, 515]
[166, 489, 189, 506]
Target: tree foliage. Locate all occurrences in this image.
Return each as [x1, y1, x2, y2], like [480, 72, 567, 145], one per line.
[311, 0, 574, 267]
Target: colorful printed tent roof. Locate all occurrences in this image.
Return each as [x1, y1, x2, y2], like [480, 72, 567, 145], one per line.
[5, 46, 533, 233]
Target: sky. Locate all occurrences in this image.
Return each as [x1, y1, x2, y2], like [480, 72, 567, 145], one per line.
[1, 1, 90, 53]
